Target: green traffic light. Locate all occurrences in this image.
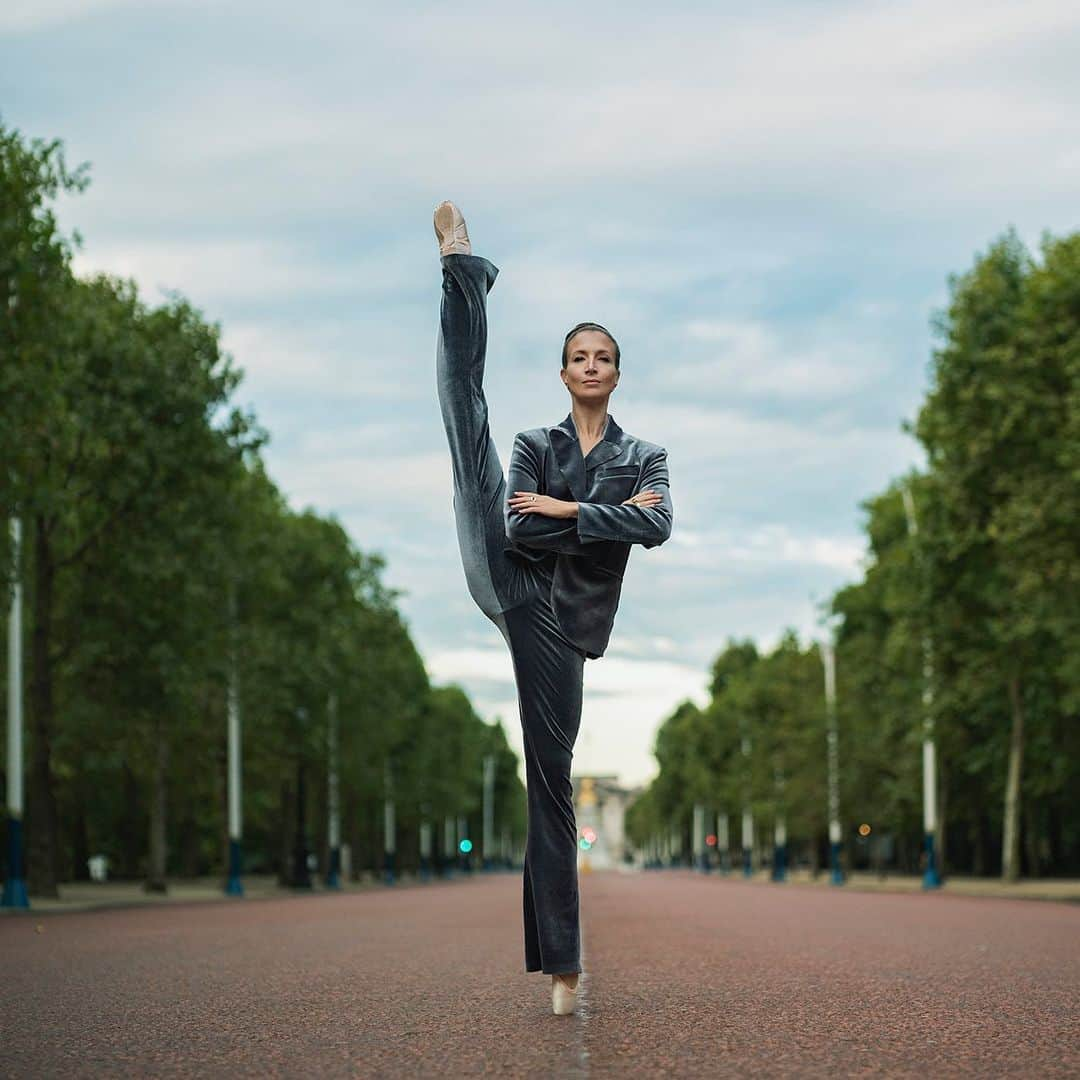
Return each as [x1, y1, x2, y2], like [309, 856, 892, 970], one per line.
[459, 839, 473, 853]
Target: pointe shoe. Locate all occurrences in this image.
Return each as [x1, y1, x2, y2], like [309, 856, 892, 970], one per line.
[551, 973, 580, 1016]
[433, 200, 472, 256]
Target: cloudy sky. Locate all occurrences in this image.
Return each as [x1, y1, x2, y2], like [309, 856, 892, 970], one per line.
[3, 1, 1077, 787]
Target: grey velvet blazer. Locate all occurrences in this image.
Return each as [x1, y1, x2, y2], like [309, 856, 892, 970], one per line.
[504, 412, 673, 659]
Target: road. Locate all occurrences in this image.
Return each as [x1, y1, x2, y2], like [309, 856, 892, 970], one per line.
[2, 870, 1077, 1078]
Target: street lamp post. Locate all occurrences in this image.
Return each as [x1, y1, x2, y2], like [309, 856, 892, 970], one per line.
[443, 815, 455, 878]
[741, 806, 754, 878]
[419, 806, 433, 882]
[772, 766, 788, 883]
[457, 814, 469, 873]
[482, 753, 495, 871]
[717, 811, 730, 875]
[325, 692, 341, 889]
[692, 803, 707, 872]
[224, 608, 243, 897]
[740, 728, 754, 878]
[292, 743, 312, 889]
[383, 760, 396, 885]
[819, 639, 844, 885]
[3, 517, 28, 909]
[902, 484, 941, 889]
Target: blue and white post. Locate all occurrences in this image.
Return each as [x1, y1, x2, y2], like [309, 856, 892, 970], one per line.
[458, 813, 470, 873]
[902, 485, 941, 889]
[717, 811, 730, 875]
[383, 760, 396, 885]
[3, 517, 29, 909]
[772, 817, 788, 882]
[741, 807, 754, 878]
[482, 753, 495, 871]
[442, 815, 456, 878]
[820, 638, 844, 885]
[772, 766, 788, 882]
[692, 803, 707, 872]
[225, 635, 243, 897]
[419, 813, 433, 881]
[921, 702, 940, 889]
[325, 692, 341, 889]
[740, 728, 754, 878]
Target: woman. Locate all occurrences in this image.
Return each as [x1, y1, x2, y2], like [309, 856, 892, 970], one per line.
[433, 201, 673, 1016]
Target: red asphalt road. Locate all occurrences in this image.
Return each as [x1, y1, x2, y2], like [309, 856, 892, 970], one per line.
[2, 870, 1078, 1078]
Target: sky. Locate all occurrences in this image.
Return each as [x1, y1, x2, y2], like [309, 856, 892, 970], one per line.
[3, 1, 1077, 788]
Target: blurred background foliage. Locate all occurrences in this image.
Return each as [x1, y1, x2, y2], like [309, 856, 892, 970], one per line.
[3, 118, 1078, 895]
[1, 121, 525, 896]
[628, 228, 1080, 880]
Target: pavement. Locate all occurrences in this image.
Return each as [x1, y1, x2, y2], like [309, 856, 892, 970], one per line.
[8, 873, 387, 914]
[1, 869, 1078, 1078]
[10, 867, 1080, 916]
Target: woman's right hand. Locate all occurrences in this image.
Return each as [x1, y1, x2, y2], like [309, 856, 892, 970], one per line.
[623, 490, 663, 508]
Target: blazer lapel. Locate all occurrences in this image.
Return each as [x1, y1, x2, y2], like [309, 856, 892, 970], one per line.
[550, 413, 625, 501]
[550, 414, 587, 502]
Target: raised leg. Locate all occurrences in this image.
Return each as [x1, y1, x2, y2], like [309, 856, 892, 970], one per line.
[436, 253, 522, 621]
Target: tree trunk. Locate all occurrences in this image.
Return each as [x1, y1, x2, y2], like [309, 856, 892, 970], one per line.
[220, 734, 230, 886]
[1001, 675, 1025, 882]
[277, 775, 293, 886]
[1023, 801, 1040, 878]
[145, 716, 168, 892]
[346, 795, 360, 883]
[28, 514, 59, 897]
[71, 782, 90, 881]
[120, 761, 142, 876]
[292, 757, 311, 888]
[178, 793, 200, 878]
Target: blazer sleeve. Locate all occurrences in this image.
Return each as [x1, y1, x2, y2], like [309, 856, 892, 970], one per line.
[505, 433, 595, 557]
[576, 446, 673, 549]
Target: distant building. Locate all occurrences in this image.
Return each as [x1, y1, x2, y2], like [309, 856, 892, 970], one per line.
[570, 774, 643, 871]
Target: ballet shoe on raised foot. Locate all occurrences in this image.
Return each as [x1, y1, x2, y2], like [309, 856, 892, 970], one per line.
[433, 200, 472, 256]
[551, 973, 580, 1016]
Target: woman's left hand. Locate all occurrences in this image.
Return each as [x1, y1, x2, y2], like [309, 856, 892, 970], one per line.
[507, 492, 578, 519]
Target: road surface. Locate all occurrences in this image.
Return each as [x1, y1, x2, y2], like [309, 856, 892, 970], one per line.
[2, 870, 1077, 1077]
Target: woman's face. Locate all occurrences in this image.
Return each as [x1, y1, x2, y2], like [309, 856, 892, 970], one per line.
[560, 329, 620, 403]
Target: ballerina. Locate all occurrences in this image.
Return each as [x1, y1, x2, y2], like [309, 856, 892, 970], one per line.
[433, 201, 673, 1015]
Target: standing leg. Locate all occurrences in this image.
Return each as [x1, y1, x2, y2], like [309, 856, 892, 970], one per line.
[504, 593, 585, 975]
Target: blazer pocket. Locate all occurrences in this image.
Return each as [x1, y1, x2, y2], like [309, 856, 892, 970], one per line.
[595, 464, 640, 478]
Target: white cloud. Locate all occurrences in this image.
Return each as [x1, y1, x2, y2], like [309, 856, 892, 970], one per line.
[71, 241, 417, 307]
[23, 0, 1078, 233]
[220, 321, 426, 404]
[0, 0, 142, 32]
[682, 319, 887, 399]
[665, 523, 865, 574]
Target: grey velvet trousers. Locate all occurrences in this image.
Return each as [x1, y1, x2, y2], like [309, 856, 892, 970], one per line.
[436, 252, 584, 976]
